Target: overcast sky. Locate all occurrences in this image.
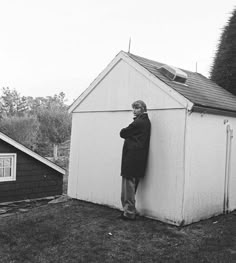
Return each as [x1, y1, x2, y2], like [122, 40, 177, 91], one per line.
[0, 0, 235, 104]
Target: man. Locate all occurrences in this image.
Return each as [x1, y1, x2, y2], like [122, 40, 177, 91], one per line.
[119, 100, 151, 220]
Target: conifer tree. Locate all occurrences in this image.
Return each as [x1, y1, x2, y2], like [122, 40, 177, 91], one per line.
[210, 8, 236, 95]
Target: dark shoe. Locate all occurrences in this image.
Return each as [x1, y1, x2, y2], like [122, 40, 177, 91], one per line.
[117, 213, 136, 221]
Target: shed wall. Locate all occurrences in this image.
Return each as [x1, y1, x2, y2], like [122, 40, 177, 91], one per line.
[183, 112, 236, 224]
[228, 118, 236, 211]
[0, 140, 63, 203]
[68, 109, 186, 225]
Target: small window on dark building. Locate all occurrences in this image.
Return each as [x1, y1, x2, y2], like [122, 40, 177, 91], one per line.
[0, 154, 16, 182]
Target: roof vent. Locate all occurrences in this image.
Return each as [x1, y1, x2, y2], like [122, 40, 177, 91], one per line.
[159, 64, 188, 84]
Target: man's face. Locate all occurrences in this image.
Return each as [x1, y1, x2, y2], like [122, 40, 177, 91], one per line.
[133, 107, 142, 117]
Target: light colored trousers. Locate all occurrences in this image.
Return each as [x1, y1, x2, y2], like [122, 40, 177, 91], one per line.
[121, 177, 140, 219]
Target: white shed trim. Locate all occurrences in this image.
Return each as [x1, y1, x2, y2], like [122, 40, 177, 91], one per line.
[69, 53, 123, 113]
[0, 132, 65, 175]
[70, 107, 187, 114]
[69, 51, 193, 113]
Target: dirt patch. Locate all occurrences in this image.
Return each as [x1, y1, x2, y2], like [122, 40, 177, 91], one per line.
[0, 195, 64, 217]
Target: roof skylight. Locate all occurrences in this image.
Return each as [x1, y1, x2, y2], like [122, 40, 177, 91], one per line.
[159, 64, 188, 84]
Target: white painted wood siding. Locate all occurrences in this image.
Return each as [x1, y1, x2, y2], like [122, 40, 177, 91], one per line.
[74, 59, 185, 112]
[68, 111, 126, 208]
[226, 117, 236, 212]
[136, 109, 186, 225]
[68, 109, 186, 225]
[183, 112, 236, 224]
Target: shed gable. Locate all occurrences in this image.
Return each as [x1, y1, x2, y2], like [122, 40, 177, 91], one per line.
[73, 58, 188, 112]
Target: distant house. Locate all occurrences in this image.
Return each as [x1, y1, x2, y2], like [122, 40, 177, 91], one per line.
[68, 51, 236, 225]
[0, 132, 65, 203]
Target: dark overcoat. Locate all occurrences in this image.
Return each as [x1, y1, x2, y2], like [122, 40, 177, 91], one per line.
[120, 113, 151, 179]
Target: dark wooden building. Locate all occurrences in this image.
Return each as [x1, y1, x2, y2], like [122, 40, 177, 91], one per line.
[0, 132, 65, 203]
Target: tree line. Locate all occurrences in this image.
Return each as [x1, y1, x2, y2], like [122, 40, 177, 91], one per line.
[211, 8, 236, 95]
[0, 87, 71, 159]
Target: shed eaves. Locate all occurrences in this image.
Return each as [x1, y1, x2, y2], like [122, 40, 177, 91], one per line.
[127, 53, 236, 113]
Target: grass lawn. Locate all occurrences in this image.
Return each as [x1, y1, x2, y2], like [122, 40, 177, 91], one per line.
[0, 199, 236, 263]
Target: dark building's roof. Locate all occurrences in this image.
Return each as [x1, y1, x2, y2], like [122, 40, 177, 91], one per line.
[127, 53, 236, 114]
[0, 132, 65, 175]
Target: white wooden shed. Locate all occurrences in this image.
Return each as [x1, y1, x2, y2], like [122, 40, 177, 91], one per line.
[68, 51, 236, 226]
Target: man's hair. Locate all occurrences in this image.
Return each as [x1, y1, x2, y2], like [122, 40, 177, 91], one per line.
[132, 100, 147, 113]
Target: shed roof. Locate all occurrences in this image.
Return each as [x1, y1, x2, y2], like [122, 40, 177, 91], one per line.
[0, 132, 65, 175]
[127, 52, 236, 114]
[69, 51, 236, 116]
